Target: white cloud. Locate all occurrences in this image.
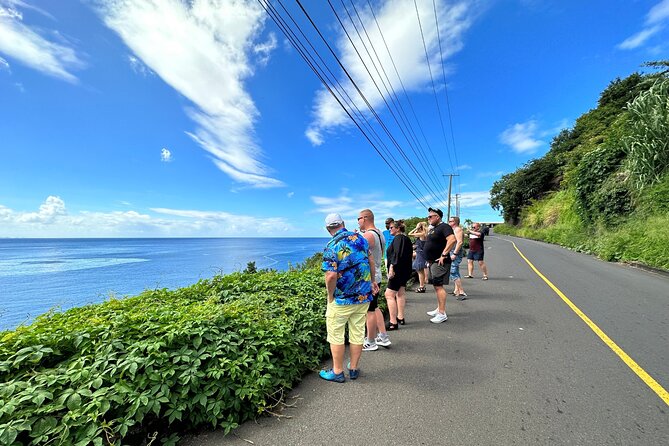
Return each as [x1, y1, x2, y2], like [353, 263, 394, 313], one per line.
[128, 54, 153, 76]
[311, 190, 406, 224]
[0, 1, 84, 82]
[618, 0, 669, 50]
[306, 0, 475, 144]
[253, 32, 277, 66]
[648, 0, 669, 24]
[457, 164, 472, 170]
[161, 147, 172, 162]
[0, 55, 9, 71]
[94, 0, 283, 188]
[287, 192, 295, 198]
[617, 25, 662, 50]
[499, 120, 544, 154]
[0, 196, 295, 237]
[458, 191, 490, 207]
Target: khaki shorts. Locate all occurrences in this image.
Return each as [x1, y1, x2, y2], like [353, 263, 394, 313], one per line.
[326, 300, 370, 345]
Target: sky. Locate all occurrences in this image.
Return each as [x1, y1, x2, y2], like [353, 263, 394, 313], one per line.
[1, 0, 667, 238]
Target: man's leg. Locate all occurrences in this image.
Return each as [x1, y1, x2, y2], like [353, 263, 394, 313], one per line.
[480, 260, 488, 278]
[365, 311, 377, 341]
[374, 308, 387, 335]
[330, 343, 345, 374]
[348, 303, 369, 370]
[467, 259, 474, 277]
[435, 285, 447, 313]
[349, 343, 363, 371]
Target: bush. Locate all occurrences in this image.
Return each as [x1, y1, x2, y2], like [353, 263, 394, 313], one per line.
[0, 267, 329, 445]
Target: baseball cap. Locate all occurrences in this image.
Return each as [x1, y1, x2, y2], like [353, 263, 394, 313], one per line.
[428, 207, 443, 218]
[325, 213, 344, 228]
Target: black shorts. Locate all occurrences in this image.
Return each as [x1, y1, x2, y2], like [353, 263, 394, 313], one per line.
[467, 250, 484, 261]
[428, 262, 450, 286]
[368, 286, 379, 311]
[387, 274, 409, 292]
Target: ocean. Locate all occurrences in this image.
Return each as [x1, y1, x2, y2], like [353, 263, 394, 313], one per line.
[0, 238, 330, 331]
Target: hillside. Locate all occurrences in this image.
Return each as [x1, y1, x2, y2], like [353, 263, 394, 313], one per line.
[490, 62, 669, 270]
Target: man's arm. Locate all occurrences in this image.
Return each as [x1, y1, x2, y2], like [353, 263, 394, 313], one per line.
[451, 227, 463, 259]
[444, 234, 456, 254]
[368, 252, 379, 294]
[325, 271, 338, 303]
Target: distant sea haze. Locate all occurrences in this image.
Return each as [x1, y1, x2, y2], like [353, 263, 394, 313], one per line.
[0, 238, 329, 331]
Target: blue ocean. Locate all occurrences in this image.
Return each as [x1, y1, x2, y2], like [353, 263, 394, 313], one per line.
[0, 238, 329, 331]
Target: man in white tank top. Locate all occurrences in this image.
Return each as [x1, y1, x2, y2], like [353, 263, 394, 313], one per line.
[358, 209, 391, 351]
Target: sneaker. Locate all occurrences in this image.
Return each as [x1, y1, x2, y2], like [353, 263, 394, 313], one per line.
[375, 334, 391, 347]
[346, 362, 360, 380]
[363, 341, 378, 351]
[430, 312, 448, 323]
[482, 276, 489, 280]
[456, 292, 467, 301]
[427, 307, 440, 316]
[319, 368, 345, 383]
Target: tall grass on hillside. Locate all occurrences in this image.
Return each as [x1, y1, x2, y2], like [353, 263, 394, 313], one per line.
[495, 177, 669, 270]
[624, 77, 669, 190]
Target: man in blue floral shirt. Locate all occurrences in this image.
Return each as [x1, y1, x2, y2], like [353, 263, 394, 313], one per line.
[320, 213, 378, 382]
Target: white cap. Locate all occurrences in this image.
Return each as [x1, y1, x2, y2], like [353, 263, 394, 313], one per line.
[325, 213, 344, 228]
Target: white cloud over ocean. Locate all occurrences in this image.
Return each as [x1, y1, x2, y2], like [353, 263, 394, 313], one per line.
[0, 196, 295, 237]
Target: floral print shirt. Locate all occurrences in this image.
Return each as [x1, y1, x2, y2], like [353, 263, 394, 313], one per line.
[322, 228, 373, 305]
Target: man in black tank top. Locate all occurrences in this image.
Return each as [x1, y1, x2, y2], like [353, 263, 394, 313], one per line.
[423, 208, 456, 324]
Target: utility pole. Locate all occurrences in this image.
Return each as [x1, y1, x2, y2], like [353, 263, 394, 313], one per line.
[455, 193, 461, 218]
[443, 174, 459, 220]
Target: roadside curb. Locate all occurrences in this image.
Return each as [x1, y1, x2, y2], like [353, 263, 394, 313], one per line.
[623, 261, 669, 278]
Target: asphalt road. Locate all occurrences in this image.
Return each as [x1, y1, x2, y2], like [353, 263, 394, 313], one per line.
[182, 235, 669, 445]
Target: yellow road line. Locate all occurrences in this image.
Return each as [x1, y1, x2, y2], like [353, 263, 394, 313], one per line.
[511, 241, 669, 407]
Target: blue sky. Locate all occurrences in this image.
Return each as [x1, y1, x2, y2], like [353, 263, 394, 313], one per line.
[1, 0, 667, 237]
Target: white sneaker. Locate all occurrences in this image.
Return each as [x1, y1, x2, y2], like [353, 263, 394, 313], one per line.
[430, 312, 448, 323]
[426, 308, 440, 316]
[363, 341, 378, 351]
[375, 334, 391, 347]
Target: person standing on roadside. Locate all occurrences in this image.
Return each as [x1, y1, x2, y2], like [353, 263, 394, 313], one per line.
[408, 221, 429, 293]
[385, 220, 413, 329]
[447, 216, 467, 299]
[383, 217, 395, 268]
[357, 209, 391, 351]
[423, 208, 457, 323]
[466, 222, 489, 280]
[320, 213, 378, 383]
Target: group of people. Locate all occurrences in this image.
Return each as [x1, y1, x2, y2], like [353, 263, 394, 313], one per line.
[319, 207, 489, 383]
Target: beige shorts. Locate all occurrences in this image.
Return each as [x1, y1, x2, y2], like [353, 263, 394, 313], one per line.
[326, 300, 370, 345]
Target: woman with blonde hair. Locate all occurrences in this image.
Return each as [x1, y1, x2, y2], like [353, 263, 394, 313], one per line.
[408, 221, 429, 293]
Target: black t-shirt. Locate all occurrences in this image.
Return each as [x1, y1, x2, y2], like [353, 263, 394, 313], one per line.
[423, 222, 455, 262]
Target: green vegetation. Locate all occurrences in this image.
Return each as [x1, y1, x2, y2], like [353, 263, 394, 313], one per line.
[0, 256, 329, 445]
[492, 62, 669, 270]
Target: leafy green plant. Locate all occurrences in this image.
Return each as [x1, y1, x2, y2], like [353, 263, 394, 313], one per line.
[0, 265, 330, 445]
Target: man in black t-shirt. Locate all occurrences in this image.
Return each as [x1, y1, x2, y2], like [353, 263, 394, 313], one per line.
[423, 207, 456, 323]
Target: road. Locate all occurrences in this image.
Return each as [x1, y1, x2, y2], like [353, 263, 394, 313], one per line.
[182, 234, 669, 445]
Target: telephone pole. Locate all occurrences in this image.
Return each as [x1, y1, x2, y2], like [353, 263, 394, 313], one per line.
[443, 174, 459, 220]
[455, 194, 461, 218]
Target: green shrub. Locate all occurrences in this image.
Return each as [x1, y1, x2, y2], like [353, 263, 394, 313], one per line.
[0, 267, 329, 445]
